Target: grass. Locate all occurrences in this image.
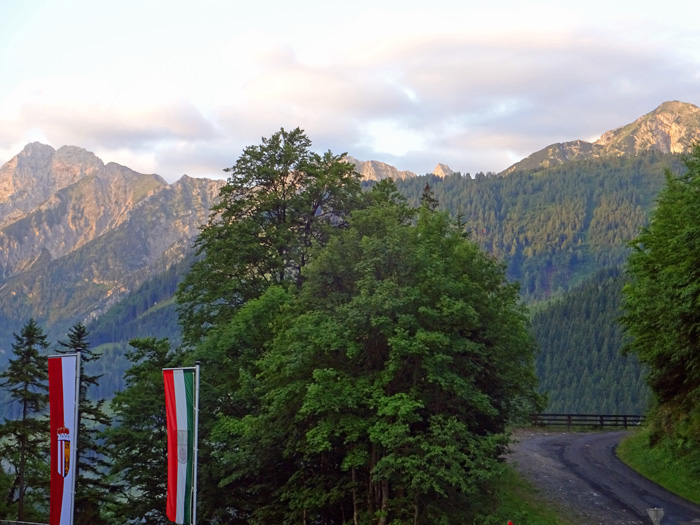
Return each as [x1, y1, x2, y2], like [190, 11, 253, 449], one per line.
[479, 466, 576, 525]
[617, 427, 700, 505]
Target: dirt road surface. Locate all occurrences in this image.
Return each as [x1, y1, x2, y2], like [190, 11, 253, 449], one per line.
[508, 430, 700, 524]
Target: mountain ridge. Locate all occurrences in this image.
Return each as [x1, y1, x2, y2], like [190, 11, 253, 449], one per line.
[502, 100, 700, 174]
[0, 144, 223, 339]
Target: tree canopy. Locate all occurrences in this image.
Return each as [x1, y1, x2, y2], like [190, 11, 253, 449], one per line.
[0, 319, 49, 521]
[211, 181, 541, 523]
[176, 127, 363, 344]
[621, 144, 700, 448]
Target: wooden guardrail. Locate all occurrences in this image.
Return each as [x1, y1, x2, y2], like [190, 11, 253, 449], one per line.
[531, 413, 645, 429]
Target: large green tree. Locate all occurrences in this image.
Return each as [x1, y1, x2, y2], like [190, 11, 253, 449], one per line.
[177, 127, 363, 345]
[58, 323, 113, 525]
[0, 319, 49, 521]
[621, 144, 700, 447]
[215, 181, 541, 524]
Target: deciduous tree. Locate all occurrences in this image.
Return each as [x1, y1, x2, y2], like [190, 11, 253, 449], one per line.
[621, 144, 700, 446]
[177, 127, 363, 344]
[216, 181, 541, 523]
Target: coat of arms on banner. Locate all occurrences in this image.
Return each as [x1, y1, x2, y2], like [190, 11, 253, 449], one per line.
[178, 430, 188, 464]
[57, 426, 71, 477]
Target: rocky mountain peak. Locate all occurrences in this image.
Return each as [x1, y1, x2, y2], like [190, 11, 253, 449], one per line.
[595, 100, 700, 155]
[0, 143, 225, 329]
[344, 156, 418, 181]
[432, 163, 454, 177]
[0, 143, 102, 228]
[502, 101, 700, 175]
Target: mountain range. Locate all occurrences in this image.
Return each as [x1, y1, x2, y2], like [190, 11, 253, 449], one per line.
[1, 100, 698, 411]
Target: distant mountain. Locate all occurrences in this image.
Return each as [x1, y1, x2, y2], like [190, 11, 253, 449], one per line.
[0, 143, 109, 230]
[502, 100, 700, 174]
[0, 144, 166, 281]
[344, 156, 419, 181]
[0, 144, 223, 351]
[344, 156, 456, 181]
[432, 163, 454, 177]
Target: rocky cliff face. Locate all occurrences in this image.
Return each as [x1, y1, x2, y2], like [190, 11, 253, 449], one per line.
[596, 100, 700, 155]
[0, 159, 166, 280]
[0, 144, 224, 329]
[344, 156, 418, 181]
[502, 101, 700, 174]
[432, 163, 454, 177]
[0, 144, 105, 229]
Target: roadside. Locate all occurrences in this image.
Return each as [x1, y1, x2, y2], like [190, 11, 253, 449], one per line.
[617, 427, 700, 506]
[507, 429, 641, 524]
[507, 428, 700, 524]
[485, 465, 577, 525]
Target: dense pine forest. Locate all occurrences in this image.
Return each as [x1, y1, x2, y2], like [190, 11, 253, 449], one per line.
[389, 152, 679, 413]
[531, 267, 648, 413]
[395, 151, 677, 300]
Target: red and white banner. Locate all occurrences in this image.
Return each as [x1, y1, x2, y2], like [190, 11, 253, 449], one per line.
[49, 354, 80, 525]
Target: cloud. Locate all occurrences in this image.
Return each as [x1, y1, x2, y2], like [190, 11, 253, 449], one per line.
[15, 89, 218, 151]
[2, 1, 700, 179]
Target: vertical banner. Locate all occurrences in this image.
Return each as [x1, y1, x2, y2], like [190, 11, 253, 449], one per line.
[48, 354, 80, 525]
[164, 366, 199, 525]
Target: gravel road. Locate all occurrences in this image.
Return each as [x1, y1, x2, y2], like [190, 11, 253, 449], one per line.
[507, 429, 700, 524]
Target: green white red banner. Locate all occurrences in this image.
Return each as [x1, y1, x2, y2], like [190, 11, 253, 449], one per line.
[164, 367, 198, 524]
[48, 354, 80, 525]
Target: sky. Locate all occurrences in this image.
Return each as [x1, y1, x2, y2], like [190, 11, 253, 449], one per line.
[2, 0, 700, 182]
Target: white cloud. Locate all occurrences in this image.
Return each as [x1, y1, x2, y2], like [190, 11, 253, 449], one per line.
[1, 0, 700, 178]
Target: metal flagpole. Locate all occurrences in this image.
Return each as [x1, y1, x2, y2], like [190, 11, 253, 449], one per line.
[192, 362, 201, 525]
[71, 352, 81, 525]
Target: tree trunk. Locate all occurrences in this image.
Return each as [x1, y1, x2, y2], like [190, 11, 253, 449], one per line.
[368, 444, 376, 519]
[18, 390, 27, 520]
[352, 467, 359, 525]
[378, 479, 389, 525]
[413, 492, 419, 525]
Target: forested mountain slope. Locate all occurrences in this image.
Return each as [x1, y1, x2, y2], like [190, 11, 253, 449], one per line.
[395, 151, 679, 301]
[72, 148, 679, 412]
[531, 267, 649, 413]
[392, 152, 683, 412]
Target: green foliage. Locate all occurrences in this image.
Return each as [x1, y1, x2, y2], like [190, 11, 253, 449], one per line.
[532, 267, 650, 413]
[617, 426, 700, 505]
[177, 127, 363, 344]
[57, 323, 113, 525]
[394, 152, 677, 300]
[621, 144, 700, 449]
[0, 319, 49, 521]
[213, 183, 542, 523]
[106, 337, 174, 524]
